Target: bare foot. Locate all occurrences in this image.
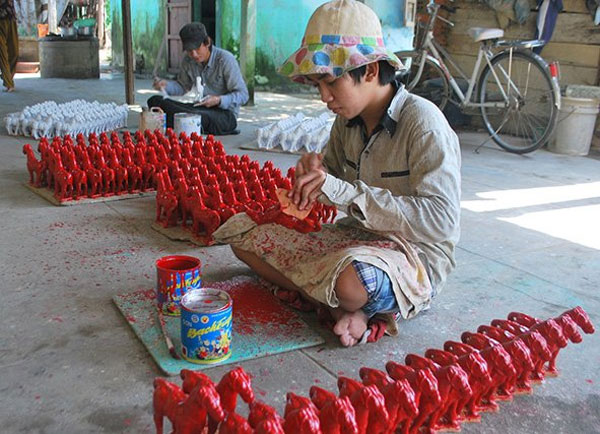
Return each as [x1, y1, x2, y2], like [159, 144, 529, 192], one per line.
[3, 87, 14, 93]
[331, 308, 368, 347]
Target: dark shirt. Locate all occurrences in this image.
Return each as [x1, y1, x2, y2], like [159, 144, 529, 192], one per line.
[0, 0, 16, 20]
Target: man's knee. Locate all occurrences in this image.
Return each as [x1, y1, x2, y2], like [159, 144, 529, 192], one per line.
[334, 264, 368, 310]
[231, 245, 253, 264]
[230, 245, 243, 259]
[147, 95, 163, 107]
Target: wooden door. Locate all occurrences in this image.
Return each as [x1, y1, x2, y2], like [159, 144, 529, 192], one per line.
[166, 0, 192, 73]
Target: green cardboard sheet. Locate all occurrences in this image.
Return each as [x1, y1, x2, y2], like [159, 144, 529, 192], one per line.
[113, 276, 325, 375]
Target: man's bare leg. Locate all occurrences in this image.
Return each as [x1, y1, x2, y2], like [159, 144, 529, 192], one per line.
[231, 246, 319, 305]
[330, 264, 369, 347]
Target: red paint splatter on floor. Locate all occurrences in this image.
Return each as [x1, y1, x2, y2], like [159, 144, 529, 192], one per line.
[35, 395, 41, 400]
[51, 316, 64, 323]
[209, 278, 303, 337]
[586, 379, 593, 384]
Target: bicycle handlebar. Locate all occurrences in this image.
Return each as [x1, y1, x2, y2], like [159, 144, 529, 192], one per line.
[440, 4, 457, 13]
[425, 2, 456, 28]
[437, 14, 455, 26]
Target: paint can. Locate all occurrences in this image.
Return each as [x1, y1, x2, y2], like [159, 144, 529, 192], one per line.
[180, 288, 233, 364]
[174, 112, 202, 136]
[140, 106, 166, 133]
[155, 255, 202, 316]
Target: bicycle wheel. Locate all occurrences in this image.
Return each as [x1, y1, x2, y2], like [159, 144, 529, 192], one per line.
[396, 50, 450, 111]
[478, 50, 558, 154]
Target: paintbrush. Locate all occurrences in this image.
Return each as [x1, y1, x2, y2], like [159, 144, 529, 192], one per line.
[157, 309, 180, 359]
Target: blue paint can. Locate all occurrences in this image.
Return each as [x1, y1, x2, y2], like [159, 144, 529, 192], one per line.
[180, 288, 233, 364]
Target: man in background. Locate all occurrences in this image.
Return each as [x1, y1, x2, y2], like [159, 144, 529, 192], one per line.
[148, 22, 248, 135]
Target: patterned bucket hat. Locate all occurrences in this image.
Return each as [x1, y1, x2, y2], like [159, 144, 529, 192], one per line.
[278, 0, 403, 84]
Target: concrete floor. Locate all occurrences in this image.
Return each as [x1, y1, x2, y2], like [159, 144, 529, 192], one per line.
[1, 73, 599, 434]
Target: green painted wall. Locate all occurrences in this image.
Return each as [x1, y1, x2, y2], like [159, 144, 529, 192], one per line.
[111, 0, 166, 74]
[218, 0, 413, 88]
[111, 0, 413, 83]
[365, 0, 414, 52]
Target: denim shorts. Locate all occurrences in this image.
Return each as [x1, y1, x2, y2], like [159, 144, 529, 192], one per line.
[352, 260, 399, 318]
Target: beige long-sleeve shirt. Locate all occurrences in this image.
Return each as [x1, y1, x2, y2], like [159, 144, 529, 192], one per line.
[321, 85, 461, 294]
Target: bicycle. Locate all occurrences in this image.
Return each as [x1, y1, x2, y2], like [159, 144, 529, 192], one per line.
[396, 0, 561, 154]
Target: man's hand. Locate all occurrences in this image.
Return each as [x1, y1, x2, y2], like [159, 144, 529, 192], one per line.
[153, 78, 167, 91]
[194, 95, 221, 108]
[289, 152, 327, 210]
[295, 152, 325, 178]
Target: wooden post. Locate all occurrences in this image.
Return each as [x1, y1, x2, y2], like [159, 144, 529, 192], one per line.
[48, 0, 58, 34]
[240, 0, 256, 106]
[97, 0, 105, 48]
[121, 0, 135, 104]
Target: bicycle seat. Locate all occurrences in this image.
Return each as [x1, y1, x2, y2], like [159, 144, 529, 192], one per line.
[468, 27, 504, 42]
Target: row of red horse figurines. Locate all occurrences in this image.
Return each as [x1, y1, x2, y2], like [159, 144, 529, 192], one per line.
[155, 162, 337, 244]
[153, 307, 594, 434]
[22, 129, 232, 201]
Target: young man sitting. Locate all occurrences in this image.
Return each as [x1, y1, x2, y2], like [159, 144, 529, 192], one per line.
[215, 0, 461, 346]
[149, 22, 249, 135]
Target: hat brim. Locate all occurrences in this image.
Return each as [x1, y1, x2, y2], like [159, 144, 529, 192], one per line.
[278, 41, 404, 85]
[182, 40, 202, 52]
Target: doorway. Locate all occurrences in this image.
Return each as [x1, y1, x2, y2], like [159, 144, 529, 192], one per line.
[193, 0, 216, 43]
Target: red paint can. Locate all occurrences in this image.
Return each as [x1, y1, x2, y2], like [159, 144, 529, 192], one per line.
[156, 255, 202, 316]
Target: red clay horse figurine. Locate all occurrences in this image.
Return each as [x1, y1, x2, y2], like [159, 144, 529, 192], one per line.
[338, 376, 389, 434]
[309, 386, 358, 434]
[359, 367, 419, 434]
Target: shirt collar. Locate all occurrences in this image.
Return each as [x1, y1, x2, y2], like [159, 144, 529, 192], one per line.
[345, 79, 400, 137]
[205, 46, 217, 69]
